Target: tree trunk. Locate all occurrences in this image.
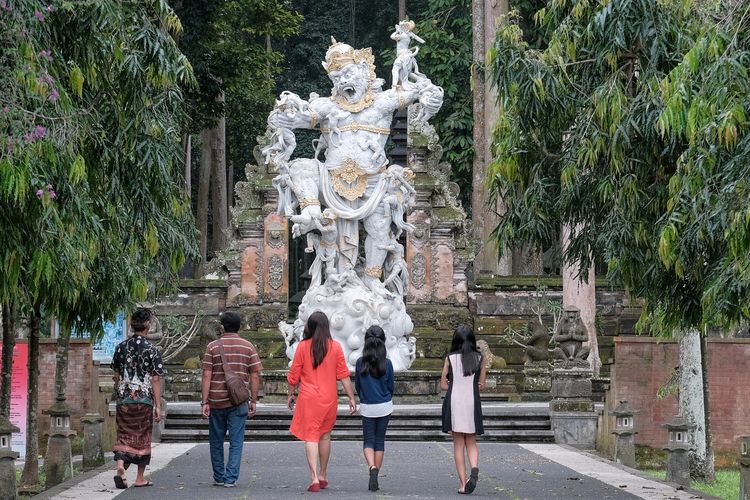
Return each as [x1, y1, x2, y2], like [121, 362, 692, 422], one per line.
[183, 133, 192, 199]
[53, 326, 70, 403]
[471, 0, 511, 275]
[211, 112, 228, 253]
[227, 160, 234, 214]
[399, 0, 406, 20]
[194, 129, 212, 278]
[678, 327, 715, 482]
[20, 303, 41, 488]
[561, 225, 602, 377]
[1, 301, 15, 417]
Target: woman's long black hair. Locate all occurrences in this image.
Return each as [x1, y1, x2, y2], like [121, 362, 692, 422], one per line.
[304, 311, 331, 369]
[449, 324, 482, 376]
[359, 325, 387, 377]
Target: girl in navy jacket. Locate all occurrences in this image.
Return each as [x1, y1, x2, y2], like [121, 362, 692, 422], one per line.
[355, 326, 394, 492]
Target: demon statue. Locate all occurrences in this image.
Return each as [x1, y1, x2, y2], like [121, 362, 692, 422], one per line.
[270, 23, 443, 371]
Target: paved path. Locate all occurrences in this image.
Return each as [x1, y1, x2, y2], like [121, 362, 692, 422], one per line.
[40, 441, 709, 500]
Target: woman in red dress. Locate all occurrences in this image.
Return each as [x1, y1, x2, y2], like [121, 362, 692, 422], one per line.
[287, 311, 356, 492]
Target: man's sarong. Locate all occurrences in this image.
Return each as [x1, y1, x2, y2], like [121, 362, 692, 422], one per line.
[113, 403, 154, 465]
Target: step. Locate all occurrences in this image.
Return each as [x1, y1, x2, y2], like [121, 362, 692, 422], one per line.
[163, 418, 552, 429]
[160, 428, 555, 442]
[159, 401, 554, 443]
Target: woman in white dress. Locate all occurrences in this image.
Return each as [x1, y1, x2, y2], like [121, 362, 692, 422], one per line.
[440, 325, 487, 494]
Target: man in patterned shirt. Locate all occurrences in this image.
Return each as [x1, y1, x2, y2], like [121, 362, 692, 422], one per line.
[111, 308, 164, 489]
[201, 311, 263, 488]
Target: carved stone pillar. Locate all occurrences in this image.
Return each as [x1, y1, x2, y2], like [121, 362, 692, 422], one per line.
[263, 213, 289, 303]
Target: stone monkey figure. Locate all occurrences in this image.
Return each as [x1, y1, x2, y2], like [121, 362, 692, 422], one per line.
[390, 20, 425, 89]
[552, 308, 590, 363]
[524, 321, 551, 364]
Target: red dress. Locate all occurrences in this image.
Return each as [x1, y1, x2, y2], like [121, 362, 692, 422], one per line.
[288, 339, 350, 442]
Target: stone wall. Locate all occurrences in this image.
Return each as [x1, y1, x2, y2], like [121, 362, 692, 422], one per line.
[469, 276, 639, 376]
[606, 336, 750, 453]
[37, 339, 96, 434]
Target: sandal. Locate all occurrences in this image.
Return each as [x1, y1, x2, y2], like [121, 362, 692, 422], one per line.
[113, 475, 128, 489]
[465, 467, 479, 494]
[307, 482, 320, 492]
[133, 481, 153, 487]
[319, 479, 329, 489]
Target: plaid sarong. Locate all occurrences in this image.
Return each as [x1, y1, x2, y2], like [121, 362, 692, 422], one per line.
[113, 403, 154, 465]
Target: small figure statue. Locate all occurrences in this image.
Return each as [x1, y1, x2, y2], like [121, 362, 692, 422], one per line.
[524, 321, 552, 364]
[279, 319, 305, 365]
[325, 108, 351, 147]
[307, 209, 339, 289]
[382, 241, 409, 296]
[390, 20, 425, 89]
[383, 165, 416, 238]
[552, 307, 590, 368]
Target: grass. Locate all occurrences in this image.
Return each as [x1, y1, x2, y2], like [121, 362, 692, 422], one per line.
[644, 469, 739, 500]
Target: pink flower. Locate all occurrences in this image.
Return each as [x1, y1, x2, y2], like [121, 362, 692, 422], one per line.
[46, 4, 53, 12]
[34, 10, 44, 21]
[48, 88, 59, 101]
[23, 125, 47, 142]
[39, 50, 52, 60]
[48, 190, 56, 199]
[36, 189, 44, 198]
[2, 106, 8, 113]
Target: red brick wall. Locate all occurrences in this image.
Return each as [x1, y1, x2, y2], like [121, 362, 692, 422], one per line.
[610, 337, 750, 452]
[37, 339, 94, 434]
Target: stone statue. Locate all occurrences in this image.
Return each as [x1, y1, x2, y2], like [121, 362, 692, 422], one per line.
[390, 20, 425, 90]
[477, 340, 507, 370]
[269, 26, 443, 370]
[552, 307, 590, 368]
[524, 321, 552, 364]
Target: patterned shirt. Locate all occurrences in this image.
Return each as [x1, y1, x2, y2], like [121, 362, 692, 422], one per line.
[112, 335, 165, 406]
[202, 333, 263, 409]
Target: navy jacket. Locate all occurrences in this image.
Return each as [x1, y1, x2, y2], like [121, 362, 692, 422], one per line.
[355, 358, 394, 404]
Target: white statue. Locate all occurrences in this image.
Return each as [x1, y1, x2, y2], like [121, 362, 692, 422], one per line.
[390, 20, 425, 90]
[269, 26, 443, 371]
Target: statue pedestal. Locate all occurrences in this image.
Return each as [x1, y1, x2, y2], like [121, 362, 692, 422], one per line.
[522, 362, 552, 401]
[549, 366, 597, 449]
[282, 272, 416, 371]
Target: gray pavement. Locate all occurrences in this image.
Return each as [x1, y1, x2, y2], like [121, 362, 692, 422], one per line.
[113, 442, 645, 500]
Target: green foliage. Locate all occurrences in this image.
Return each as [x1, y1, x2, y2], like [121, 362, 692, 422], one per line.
[412, 0, 474, 209]
[654, 1, 750, 328]
[173, 1, 301, 183]
[645, 469, 739, 499]
[488, 0, 717, 335]
[0, 0, 197, 333]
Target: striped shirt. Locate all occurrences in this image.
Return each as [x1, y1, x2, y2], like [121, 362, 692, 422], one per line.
[202, 333, 263, 409]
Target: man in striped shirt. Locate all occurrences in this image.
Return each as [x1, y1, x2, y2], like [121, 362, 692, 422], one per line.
[201, 311, 262, 488]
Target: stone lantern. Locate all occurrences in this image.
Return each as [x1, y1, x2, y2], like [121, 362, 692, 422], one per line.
[43, 397, 76, 489]
[0, 414, 20, 500]
[662, 415, 694, 487]
[611, 400, 636, 468]
[739, 435, 750, 500]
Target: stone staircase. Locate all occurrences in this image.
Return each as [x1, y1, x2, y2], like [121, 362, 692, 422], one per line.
[160, 402, 555, 443]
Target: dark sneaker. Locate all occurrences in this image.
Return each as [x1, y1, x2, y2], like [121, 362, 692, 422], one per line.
[368, 467, 379, 492]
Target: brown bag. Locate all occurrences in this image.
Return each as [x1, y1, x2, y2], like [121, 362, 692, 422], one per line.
[218, 341, 250, 406]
